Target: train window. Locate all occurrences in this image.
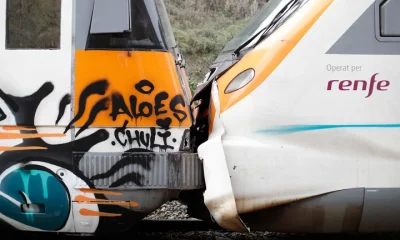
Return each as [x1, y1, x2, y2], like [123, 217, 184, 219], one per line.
[375, 0, 400, 41]
[87, 0, 164, 50]
[90, 0, 131, 34]
[154, 0, 177, 51]
[222, 0, 282, 53]
[227, 0, 308, 56]
[5, 0, 61, 49]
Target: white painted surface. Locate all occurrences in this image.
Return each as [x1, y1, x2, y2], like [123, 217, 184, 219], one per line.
[201, 0, 400, 215]
[0, 0, 73, 126]
[75, 127, 188, 153]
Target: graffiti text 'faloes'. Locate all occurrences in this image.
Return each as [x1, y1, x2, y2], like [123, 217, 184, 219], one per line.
[65, 79, 188, 137]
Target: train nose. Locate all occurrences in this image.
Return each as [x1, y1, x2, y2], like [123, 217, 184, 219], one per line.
[197, 81, 249, 233]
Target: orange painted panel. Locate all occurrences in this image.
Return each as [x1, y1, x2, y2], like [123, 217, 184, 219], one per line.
[208, 98, 216, 135]
[73, 50, 191, 128]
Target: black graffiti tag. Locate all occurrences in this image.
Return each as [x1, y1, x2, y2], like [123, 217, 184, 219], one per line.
[109, 80, 188, 128]
[0, 82, 146, 232]
[66, 79, 188, 137]
[0, 107, 6, 121]
[64, 79, 110, 135]
[113, 120, 175, 151]
[55, 94, 71, 125]
[135, 80, 154, 95]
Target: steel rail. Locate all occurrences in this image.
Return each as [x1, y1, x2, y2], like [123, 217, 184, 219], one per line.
[129, 219, 224, 232]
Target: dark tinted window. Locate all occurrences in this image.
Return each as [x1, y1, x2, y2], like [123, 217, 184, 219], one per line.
[154, 0, 177, 50]
[87, 0, 163, 50]
[222, 0, 282, 52]
[377, 0, 400, 38]
[6, 0, 61, 49]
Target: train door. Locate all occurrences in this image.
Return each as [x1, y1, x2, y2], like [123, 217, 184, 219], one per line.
[0, 0, 77, 232]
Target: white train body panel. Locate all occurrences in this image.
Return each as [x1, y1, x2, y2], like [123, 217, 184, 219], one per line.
[0, 0, 73, 127]
[199, 0, 400, 232]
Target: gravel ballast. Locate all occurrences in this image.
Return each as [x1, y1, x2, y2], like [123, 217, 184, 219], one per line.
[145, 200, 196, 220]
[141, 201, 400, 239]
[20, 201, 400, 239]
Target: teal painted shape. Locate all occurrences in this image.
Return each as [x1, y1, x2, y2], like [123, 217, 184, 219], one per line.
[257, 124, 400, 135]
[0, 168, 70, 231]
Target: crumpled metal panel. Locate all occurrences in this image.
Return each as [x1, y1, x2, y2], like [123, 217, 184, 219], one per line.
[74, 152, 204, 190]
[197, 81, 249, 232]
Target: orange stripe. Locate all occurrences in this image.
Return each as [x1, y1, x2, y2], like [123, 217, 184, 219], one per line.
[79, 188, 122, 196]
[218, 0, 334, 113]
[208, 98, 216, 135]
[74, 195, 139, 207]
[2, 126, 36, 131]
[0, 132, 66, 139]
[80, 201, 139, 207]
[75, 195, 103, 202]
[79, 208, 121, 217]
[0, 146, 47, 151]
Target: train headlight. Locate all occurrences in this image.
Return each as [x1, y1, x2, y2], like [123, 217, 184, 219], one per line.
[224, 68, 255, 94]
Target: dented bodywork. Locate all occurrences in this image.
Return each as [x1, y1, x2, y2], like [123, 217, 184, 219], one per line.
[197, 82, 249, 232]
[193, 0, 400, 234]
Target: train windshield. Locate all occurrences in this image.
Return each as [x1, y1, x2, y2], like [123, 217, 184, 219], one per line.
[221, 0, 283, 53]
[154, 0, 178, 51]
[87, 0, 171, 51]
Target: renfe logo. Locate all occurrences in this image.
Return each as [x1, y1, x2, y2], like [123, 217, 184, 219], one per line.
[327, 73, 390, 98]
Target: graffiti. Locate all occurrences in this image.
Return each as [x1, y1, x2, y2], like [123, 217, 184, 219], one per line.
[75, 97, 109, 137]
[64, 79, 188, 137]
[0, 1, 195, 234]
[0, 82, 137, 232]
[0, 107, 6, 121]
[55, 94, 71, 125]
[0, 164, 70, 231]
[0, 56, 190, 231]
[113, 120, 175, 151]
[89, 149, 154, 188]
[64, 79, 109, 136]
[0, 82, 108, 154]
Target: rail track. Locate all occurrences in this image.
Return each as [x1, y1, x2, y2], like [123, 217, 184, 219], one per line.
[130, 219, 224, 232]
[8, 220, 400, 239]
[7, 219, 224, 238]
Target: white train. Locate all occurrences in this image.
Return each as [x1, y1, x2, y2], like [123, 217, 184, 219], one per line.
[193, 0, 400, 233]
